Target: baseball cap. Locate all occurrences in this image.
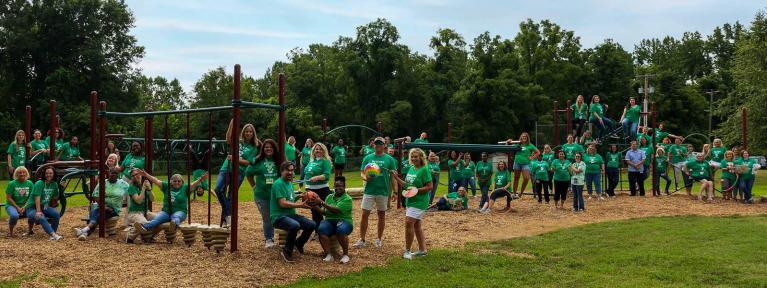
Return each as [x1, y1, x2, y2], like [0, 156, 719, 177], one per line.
[374, 137, 385, 145]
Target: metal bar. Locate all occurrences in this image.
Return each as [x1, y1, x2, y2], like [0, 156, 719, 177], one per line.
[231, 64, 241, 253]
[403, 143, 521, 153]
[240, 101, 284, 111]
[322, 118, 328, 143]
[121, 137, 227, 144]
[165, 116, 172, 215]
[651, 102, 657, 195]
[98, 101, 107, 238]
[105, 106, 233, 117]
[49, 100, 57, 161]
[553, 101, 559, 148]
[186, 113, 191, 224]
[278, 73, 287, 167]
[396, 141, 403, 209]
[89, 92, 98, 193]
[207, 112, 212, 226]
[566, 100, 572, 143]
[145, 109, 154, 211]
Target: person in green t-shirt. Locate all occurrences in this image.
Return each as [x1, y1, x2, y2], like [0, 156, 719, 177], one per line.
[541, 145, 555, 191]
[6, 130, 29, 180]
[428, 152, 441, 204]
[569, 152, 587, 212]
[685, 152, 715, 201]
[26, 166, 63, 240]
[214, 121, 259, 228]
[299, 138, 314, 191]
[74, 168, 130, 240]
[619, 97, 641, 141]
[117, 142, 146, 180]
[481, 160, 512, 213]
[391, 148, 433, 260]
[29, 129, 49, 172]
[359, 138, 375, 159]
[460, 153, 477, 198]
[718, 150, 737, 201]
[431, 186, 468, 211]
[124, 169, 155, 243]
[532, 154, 551, 203]
[669, 138, 692, 194]
[285, 136, 298, 164]
[5, 166, 34, 237]
[551, 151, 571, 210]
[562, 134, 584, 161]
[583, 145, 605, 200]
[304, 142, 333, 227]
[316, 176, 353, 264]
[59, 136, 83, 161]
[475, 152, 494, 209]
[331, 138, 348, 178]
[571, 95, 589, 141]
[446, 151, 463, 193]
[413, 132, 429, 144]
[135, 171, 208, 236]
[588, 95, 615, 140]
[354, 137, 397, 249]
[605, 144, 621, 197]
[736, 150, 760, 203]
[246, 139, 280, 248]
[506, 132, 539, 198]
[652, 146, 672, 196]
[271, 162, 316, 263]
[707, 139, 727, 182]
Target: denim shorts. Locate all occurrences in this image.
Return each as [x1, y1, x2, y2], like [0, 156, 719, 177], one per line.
[513, 162, 530, 171]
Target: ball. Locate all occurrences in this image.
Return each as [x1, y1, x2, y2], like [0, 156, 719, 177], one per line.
[364, 163, 382, 178]
[303, 191, 319, 205]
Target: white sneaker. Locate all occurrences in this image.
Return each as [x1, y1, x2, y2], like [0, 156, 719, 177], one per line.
[74, 227, 83, 237]
[403, 250, 413, 260]
[323, 254, 334, 262]
[50, 234, 62, 241]
[375, 239, 383, 248]
[588, 196, 592, 200]
[352, 239, 366, 248]
[481, 208, 490, 214]
[78, 233, 87, 241]
[339, 255, 350, 264]
[599, 196, 605, 200]
[264, 239, 275, 248]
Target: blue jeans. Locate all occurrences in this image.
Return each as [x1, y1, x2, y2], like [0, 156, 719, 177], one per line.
[87, 205, 117, 225]
[6, 205, 22, 226]
[459, 178, 476, 196]
[590, 117, 615, 139]
[739, 178, 755, 202]
[143, 211, 187, 230]
[318, 219, 353, 236]
[254, 197, 274, 241]
[448, 178, 460, 193]
[274, 214, 316, 256]
[621, 118, 639, 140]
[429, 174, 440, 204]
[478, 180, 491, 208]
[653, 170, 671, 194]
[26, 207, 60, 235]
[572, 185, 584, 211]
[585, 173, 602, 196]
[214, 169, 245, 220]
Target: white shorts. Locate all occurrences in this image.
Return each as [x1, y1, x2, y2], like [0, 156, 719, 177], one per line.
[405, 207, 426, 220]
[708, 161, 721, 169]
[361, 194, 388, 211]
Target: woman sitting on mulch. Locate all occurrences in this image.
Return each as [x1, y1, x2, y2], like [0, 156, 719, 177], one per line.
[315, 176, 353, 264]
[430, 186, 468, 211]
[134, 172, 208, 236]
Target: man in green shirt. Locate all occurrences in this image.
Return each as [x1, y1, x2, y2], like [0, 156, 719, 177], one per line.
[354, 137, 397, 249]
[316, 176, 353, 264]
[413, 132, 429, 144]
[332, 139, 348, 178]
[270, 162, 315, 263]
[75, 168, 129, 240]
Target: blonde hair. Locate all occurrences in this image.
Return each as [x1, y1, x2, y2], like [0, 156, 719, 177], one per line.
[241, 124, 261, 147]
[106, 153, 120, 168]
[408, 148, 427, 167]
[519, 132, 531, 145]
[656, 147, 665, 155]
[724, 150, 734, 160]
[13, 166, 29, 181]
[12, 130, 27, 151]
[312, 143, 332, 161]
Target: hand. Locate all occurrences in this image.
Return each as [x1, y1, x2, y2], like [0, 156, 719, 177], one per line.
[598, 118, 604, 125]
[16, 207, 23, 214]
[143, 181, 152, 190]
[227, 155, 232, 161]
[35, 211, 43, 219]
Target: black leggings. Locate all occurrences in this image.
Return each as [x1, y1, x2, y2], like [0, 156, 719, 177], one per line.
[554, 180, 570, 202]
[535, 180, 550, 203]
[308, 187, 332, 225]
[573, 119, 586, 138]
[490, 188, 512, 207]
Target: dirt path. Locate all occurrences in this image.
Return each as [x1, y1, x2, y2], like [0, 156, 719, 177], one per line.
[1, 193, 764, 287]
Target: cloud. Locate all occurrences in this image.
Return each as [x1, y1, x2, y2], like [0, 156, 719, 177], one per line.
[136, 18, 313, 39]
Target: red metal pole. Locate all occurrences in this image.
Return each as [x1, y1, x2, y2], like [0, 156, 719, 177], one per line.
[98, 101, 107, 238]
[24, 106, 31, 168]
[742, 107, 747, 150]
[322, 118, 328, 143]
[651, 102, 657, 194]
[553, 101, 559, 148]
[396, 141, 403, 209]
[566, 100, 572, 142]
[145, 109, 154, 210]
[89, 92, 98, 192]
[49, 100, 57, 162]
[164, 116, 171, 215]
[186, 113, 191, 224]
[278, 73, 286, 167]
[447, 122, 452, 143]
[207, 113, 212, 226]
[230, 64, 242, 253]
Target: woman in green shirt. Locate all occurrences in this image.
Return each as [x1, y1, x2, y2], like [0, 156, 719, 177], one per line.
[299, 138, 314, 191]
[569, 152, 587, 212]
[6, 130, 29, 180]
[246, 139, 280, 248]
[135, 171, 208, 234]
[285, 136, 298, 164]
[475, 152, 493, 209]
[316, 176, 353, 264]
[684, 152, 715, 201]
[541, 144, 555, 195]
[652, 147, 671, 196]
[481, 161, 512, 213]
[331, 138, 348, 178]
[532, 154, 550, 203]
[30, 129, 49, 173]
[583, 145, 605, 200]
[605, 144, 621, 197]
[214, 121, 259, 228]
[551, 151, 571, 210]
[428, 152, 441, 204]
[736, 150, 760, 204]
[5, 166, 34, 237]
[447, 151, 462, 193]
[562, 134, 584, 161]
[719, 150, 737, 200]
[507, 132, 539, 198]
[619, 97, 641, 141]
[26, 166, 62, 240]
[460, 153, 477, 198]
[391, 148, 433, 260]
[588, 95, 615, 140]
[304, 142, 333, 226]
[117, 141, 145, 181]
[59, 136, 82, 161]
[571, 95, 588, 141]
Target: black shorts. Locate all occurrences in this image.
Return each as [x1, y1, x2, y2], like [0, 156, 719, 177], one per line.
[490, 188, 511, 201]
[334, 163, 345, 170]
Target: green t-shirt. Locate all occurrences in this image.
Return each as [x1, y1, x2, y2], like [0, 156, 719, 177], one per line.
[220, 143, 257, 174]
[639, 146, 653, 167]
[120, 153, 146, 178]
[60, 143, 81, 161]
[719, 160, 736, 181]
[413, 138, 429, 144]
[6, 143, 26, 168]
[30, 140, 48, 162]
[514, 144, 538, 165]
[304, 158, 331, 187]
[583, 153, 604, 174]
[460, 161, 476, 179]
[542, 152, 555, 164]
[655, 154, 669, 173]
[493, 170, 511, 189]
[655, 130, 670, 143]
[361, 154, 397, 196]
[551, 159, 571, 182]
[93, 179, 130, 215]
[191, 169, 209, 192]
[636, 133, 652, 145]
[300, 147, 312, 166]
[570, 162, 586, 185]
[625, 105, 641, 122]
[362, 146, 374, 157]
[324, 192, 353, 225]
[400, 155, 411, 172]
[532, 160, 550, 180]
[735, 158, 757, 180]
[710, 147, 727, 162]
[27, 180, 58, 209]
[445, 192, 468, 209]
[589, 103, 604, 121]
[428, 161, 441, 177]
[284, 143, 297, 162]
[447, 159, 462, 181]
[43, 137, 65, 154]
[161, 182, 189, 214]
[332, 146, 346, 164]
[127, 185, 149, 213]
[571, 103, 588, 120]
[562, 143, 584, 161]
[685, 160, 711, 179]
[475, 160, 493, 182]
[670, 145, 688, 164]
[246, 158, 278, 200]
[403, 165, 433, 210]
[606, 152, 622, 168]
[5, 180, 33, 207]
[269, 177, 296, 225]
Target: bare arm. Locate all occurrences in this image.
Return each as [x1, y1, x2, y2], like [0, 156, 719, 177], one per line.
[278, 197, 309, 209]
[225, 119, 235, 147]
[139, 170, 162, 186]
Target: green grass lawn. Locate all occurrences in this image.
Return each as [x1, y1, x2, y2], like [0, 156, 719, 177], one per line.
[284, 215, 767, 288]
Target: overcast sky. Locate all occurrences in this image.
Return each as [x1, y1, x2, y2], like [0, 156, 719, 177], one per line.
[125, 0, 765, 91]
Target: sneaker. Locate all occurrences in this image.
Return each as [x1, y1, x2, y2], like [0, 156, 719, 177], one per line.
[295, 242, 305, 254]
[375, 239, 383, 249]
[78, 233, 87, 241]
[74, 227, 83, 237]
[481, 208, 490, 214]
[133, 222, 148, 234]
[222, 216, 231, 228]
[403, 250, 413, 260]
[280, 250, 294, 263]
[50, 234, 62, 241]
[126, 238, 134, 244]
[339, 255, 350, 264]
[599, 196, 605, 200]
[323, 254, 334, 262]
[265, 239, 275, 248]
[413, 250, 428, 257]
[312, 233, 320, 242]
[352, 239, 366, 248]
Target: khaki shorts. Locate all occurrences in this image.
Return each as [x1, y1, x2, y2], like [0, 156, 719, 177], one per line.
[125, 211, 155, 240]
[360, 194, 388, 211]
